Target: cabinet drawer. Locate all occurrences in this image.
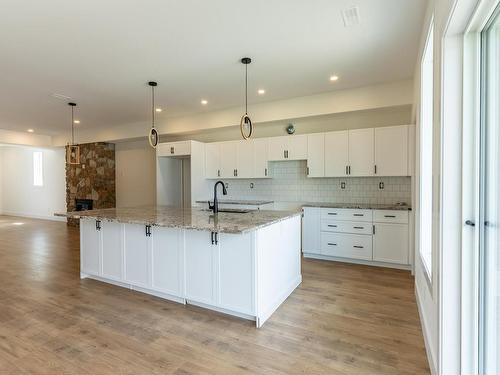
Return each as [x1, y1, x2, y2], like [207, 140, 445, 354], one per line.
[320, 208, 373, 222]
[320, 233, 372, 260]
[373, 210, 409, 224]
[321, 220, 372, 235]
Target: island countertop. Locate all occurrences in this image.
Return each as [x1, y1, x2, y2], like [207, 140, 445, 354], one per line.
[57, 206, 301, 234]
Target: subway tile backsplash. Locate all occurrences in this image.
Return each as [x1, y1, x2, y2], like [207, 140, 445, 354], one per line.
[224, 161, 411, 205]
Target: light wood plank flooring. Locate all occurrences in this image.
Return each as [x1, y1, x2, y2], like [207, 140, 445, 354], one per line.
[0, 216, 430, 374]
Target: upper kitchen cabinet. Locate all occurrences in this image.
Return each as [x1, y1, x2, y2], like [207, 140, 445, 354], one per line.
[219, 141, 238, 178]
[157, 141, 191, 157]
[307, 133, 325, 177]
[348, 128, 374, 176]
[253, 138, 269, 178]
[324, 130, 349, 177]
[268, 135, 307, 161]
[236, 140, 254, 178]
[205, 143, 221, 179]
[374, 125, 409, 176]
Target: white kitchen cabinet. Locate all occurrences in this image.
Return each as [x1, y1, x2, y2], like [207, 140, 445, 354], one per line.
[373, 223, 409, 264]
[205, 143, 221, 179]
[80, 219, 101, 277]
[218, 233, 254, 314]
[267, 135, 307, 161]
[320, 232, 372, 260]
[348, 128, 374, 176]
[124, 224, 151, 288]
[302, 207, 320, 253]
[374, 125, 409, 176]
[253, 138, 269, 178]
[151, 227, 183, 297]
[157, 141, 191, 157]
[101, 221, 123, 281]
[219, 141, 238, 178]
[236, 140, 254, 178]
[307, 133, 324, 177]
[184, 230, 217, 305]
[324, 131, 349, 177]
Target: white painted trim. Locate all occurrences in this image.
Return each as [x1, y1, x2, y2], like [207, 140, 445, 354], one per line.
[186, 300, 256, 322]
[0, 211, 66, 222]
[416, 284, 438, 375]
[303, 253, 412, 271]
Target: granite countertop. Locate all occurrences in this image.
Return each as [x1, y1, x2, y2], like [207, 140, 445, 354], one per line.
[301, 202, 412, 211]
[195, 199, 274, 206]
[56, 206, 300, 234]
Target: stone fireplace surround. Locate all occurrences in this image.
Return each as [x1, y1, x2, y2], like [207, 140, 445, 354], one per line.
[65, 142, 116, 226]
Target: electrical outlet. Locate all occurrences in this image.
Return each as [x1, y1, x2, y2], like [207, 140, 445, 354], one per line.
[379, 182, 384, 190]
[250, 182, 254, 189]
[224, 183, 229, 189]
[340, 181, 346, 190]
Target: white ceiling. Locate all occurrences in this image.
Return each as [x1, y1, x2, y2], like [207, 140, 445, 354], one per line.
[0, 0, 426, 136]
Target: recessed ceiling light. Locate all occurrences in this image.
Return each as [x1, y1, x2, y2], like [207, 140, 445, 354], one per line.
[73, 120, 80, 124]
[258, 89, 266, 95]
[27, 129, 34, 133]
[155, 108, 162, 113]
[201, 99, 208, 105]
[330, 75, 339, 81]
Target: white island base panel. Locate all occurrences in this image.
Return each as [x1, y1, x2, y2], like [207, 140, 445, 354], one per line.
[79, 215, 302, 328]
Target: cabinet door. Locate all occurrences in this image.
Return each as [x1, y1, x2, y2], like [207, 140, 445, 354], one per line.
[205, 143, 221, 179]
[151, 227, 183, 296]
[220, 141, 238, 178]
[324, 131, 349, 177]
[124, 224, 151, 288]
[302, 207, 320, 254]
[157, 141, 190, 157]
[236, 140, 254, 178]
[80, 219, 101, 276]
[287, 135, 308, 160]
[348, 128, 374, 176]
[185, 230, 217, 305]
[374, 125, 408, 176]
[306, 134, 324, 177]
[253, 138, 269, 178]
[101, 221, 123, 281]
[373, 223, 409, 264]
[219, 233, 254, 314]
[268, 137, 286, 161]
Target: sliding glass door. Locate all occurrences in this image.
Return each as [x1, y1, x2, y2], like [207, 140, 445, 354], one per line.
[479, 5, 500, 374]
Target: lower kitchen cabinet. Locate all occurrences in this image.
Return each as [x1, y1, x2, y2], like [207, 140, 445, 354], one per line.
[124, 224, 151, 288]
[302, 207, 411, 269]
[373, 223, 409, 264]
[80, 218, 101, 276]
[151, 227, 183, 297]
[101, 221, 123, 281]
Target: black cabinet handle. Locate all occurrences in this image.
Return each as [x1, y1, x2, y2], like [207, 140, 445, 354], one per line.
[349, 166, 351, 175]
[214, 232, 218, 245]
[373, 225, 376, 235]
[384, 215, 396, 218]
[211, 232, 215, 244]
[217, 169, 220, 177]
[327, 224, 337, 228]
[307, 167, 309, 175]
[374, 165, 377, 174]
[353, 226, 364, 229]
[327, 212, 337, 216]
[96, 220, 101, 231]
[353, 245, 364, 249]
[353, 214, 364, 217]
[346, 166, 348, 175]
[170, 147, 174, 154]
[235, 169, 238, 177]
[283, 150, 286, 159]
[145, 225, 151, 237]
[327, 243, 337, 246]
[265, 168, 267, 176]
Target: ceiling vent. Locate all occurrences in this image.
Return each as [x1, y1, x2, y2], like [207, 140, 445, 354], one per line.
[51, 93, 72, 100]
[342, 6, 360, 27]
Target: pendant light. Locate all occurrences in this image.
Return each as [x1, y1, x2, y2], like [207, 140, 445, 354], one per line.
[66, 102, 80, 165]
[148, 81, 159, 148]
[240, 57, 253, 140]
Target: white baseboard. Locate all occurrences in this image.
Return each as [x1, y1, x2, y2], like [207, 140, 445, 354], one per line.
[303, 253, 412, 271]
[415, 284, 438, 375]
[1, 211, 66, 222]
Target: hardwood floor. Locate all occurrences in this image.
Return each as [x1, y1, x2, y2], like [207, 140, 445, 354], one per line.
[0, 215, 430, 374]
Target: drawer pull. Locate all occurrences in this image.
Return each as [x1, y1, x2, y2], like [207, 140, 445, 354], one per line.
[327, 212, 338, 215]
[327, 243, 337, 246]
[353, 214, 364, 217]
[353, 226, 364, 229]
[384, 215, 396, 218]
[327, 225, 337, 228]
[353, 245, 364, 249]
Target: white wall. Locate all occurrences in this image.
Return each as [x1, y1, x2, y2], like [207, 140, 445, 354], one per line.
[0, 145, 66, 220]
[115, 140, 156, 207]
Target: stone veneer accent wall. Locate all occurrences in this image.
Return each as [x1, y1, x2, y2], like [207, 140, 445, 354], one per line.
[66, 142, 116, 226]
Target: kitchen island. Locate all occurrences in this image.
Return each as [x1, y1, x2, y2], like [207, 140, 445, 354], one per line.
[61, 206, 302, 327]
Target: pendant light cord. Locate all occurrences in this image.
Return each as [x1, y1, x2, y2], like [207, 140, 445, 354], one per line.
[71, 106, 74, 145]
[151, 84, 155, 129]
[245, 63, 248, 115]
